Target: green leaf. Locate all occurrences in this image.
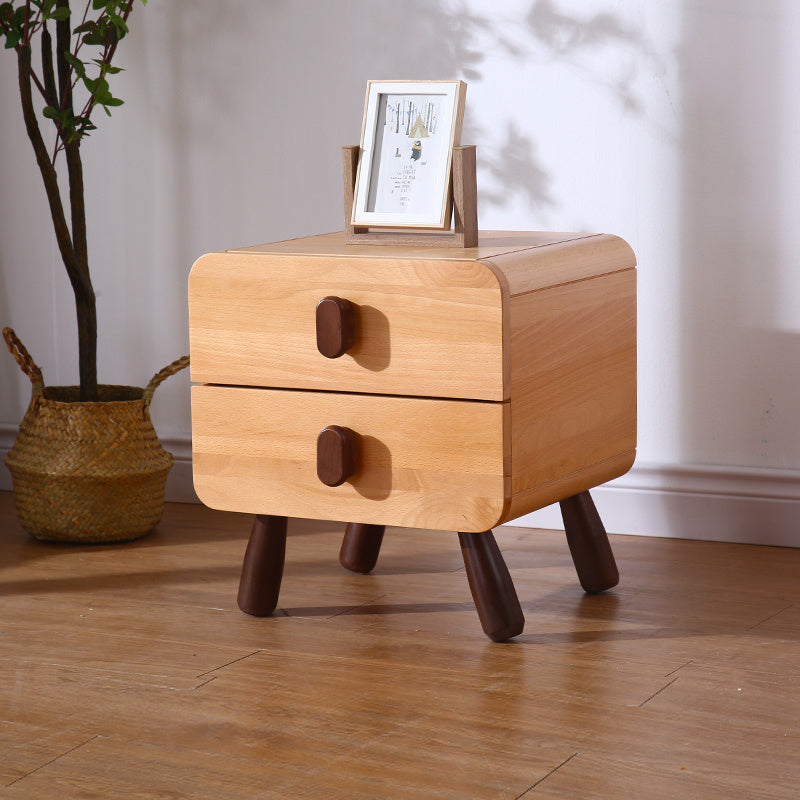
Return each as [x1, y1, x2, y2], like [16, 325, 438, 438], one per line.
[82, 29, 107, 46]
[83, 75, 103, 92]
[47, 6, 70, 21]
[110, 16, 129, 37]
[12, 5, 28, 25]
[72, 115, 97, 135]
[63, 51, 86, 79]
[92, 59, 123, 74]
[41, 104, 74, 133]
[0, 1, 16, 19]
[3, 0, 148, 145]
[3, 29, 21, 49]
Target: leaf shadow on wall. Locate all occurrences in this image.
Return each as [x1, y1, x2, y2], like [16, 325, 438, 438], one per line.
[471, 0, 659, 219]
[142, 1, 560, 247]
[524, 0, 653, 113]
[142, 0, 663, 248]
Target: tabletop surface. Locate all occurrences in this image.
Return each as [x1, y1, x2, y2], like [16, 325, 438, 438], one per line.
[227, 230, 602, 262]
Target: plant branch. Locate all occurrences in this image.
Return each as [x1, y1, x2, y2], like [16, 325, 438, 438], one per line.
[51, 0, 73, 159]
[18, 40, 97, 399]
[76, 0, 135, 124]
[67, 0, 91, 85]
[25, 61, 49, 102]
[16, 43, 78, 288]
[22, 0, 31, 41]
[65, 142, 88, 289]
[41, 23, 58, 107]
[53, 1, 86, 280]
[4, 0, 146, 400]
[56, 0, 72, 101]
[41, 21, 64, 163]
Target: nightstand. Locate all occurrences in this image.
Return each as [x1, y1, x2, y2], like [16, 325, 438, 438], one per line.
[188, 230, 636, 640]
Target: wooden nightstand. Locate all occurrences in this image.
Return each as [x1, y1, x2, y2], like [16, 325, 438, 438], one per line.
[189, 230, 636, 640]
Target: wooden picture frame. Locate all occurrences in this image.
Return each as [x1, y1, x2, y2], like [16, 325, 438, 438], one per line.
[351, 80, 467, 230]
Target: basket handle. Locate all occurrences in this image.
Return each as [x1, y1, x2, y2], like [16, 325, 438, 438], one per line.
[143, 354, 190, 410]
[3, 327, 44, 394]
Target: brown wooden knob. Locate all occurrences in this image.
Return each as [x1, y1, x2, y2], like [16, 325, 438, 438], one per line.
[316, 425, 358, 487]
[316, 296, 355, 358]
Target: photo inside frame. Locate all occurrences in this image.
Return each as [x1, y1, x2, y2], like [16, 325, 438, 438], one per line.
[365, 92, 453, 219]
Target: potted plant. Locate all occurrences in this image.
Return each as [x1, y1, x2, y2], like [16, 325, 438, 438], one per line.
[1, 0, 188, 543]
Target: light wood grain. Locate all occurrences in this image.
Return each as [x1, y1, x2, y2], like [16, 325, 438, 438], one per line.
[229, 229, 596, 262]
[505, 268, 637, 516]
[192, 385, 509, 532]
[189, 250, 506, 400]
[2, 492, 799, 799]
[483, 231, 636, 296]
[190, 230, 637, 528]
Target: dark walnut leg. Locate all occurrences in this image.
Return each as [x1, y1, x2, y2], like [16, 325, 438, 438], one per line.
[559, 491, 619, 593]
[458, 530, 525, 642]
[340, 522, 386, 574]
[237, 514, 288, 616]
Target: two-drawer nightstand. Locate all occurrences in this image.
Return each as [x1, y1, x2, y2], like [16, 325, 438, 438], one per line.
[188, 230, 636, 641]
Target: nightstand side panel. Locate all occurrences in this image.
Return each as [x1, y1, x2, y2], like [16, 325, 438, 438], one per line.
[501, 267, 637, 521]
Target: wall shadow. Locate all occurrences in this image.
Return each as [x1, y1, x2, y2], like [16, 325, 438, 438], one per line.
[524, 0, 652, 113]
[143, 0, 558, 250]
[470, 0, 660, 216]
[678, 1, 800, 475]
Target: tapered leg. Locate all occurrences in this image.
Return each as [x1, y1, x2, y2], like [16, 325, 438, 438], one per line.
[559, 491, 619, 593]
[458, 530, 524, 642]
[340, 522, 386, 574]
[237, 515, 288, 616]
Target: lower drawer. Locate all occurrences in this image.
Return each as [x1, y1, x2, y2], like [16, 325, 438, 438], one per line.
[191, 385, 509, 532]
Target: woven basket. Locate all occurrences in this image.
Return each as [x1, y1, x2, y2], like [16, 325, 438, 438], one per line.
[3, 328, 189, 544]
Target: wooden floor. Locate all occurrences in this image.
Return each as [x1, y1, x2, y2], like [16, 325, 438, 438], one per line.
[1, 490, 798, 799]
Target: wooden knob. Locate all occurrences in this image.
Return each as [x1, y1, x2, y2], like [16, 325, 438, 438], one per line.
[316, 296, 355, 358]
[317, 426, 358, 487]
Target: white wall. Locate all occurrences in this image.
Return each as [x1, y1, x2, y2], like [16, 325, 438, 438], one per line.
[2, 0, 800, 545]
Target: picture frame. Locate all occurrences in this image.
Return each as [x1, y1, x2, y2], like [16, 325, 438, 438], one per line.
[351, 80, 467, 230]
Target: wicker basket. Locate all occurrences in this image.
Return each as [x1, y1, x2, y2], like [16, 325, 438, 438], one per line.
[3, 328, 189, 543]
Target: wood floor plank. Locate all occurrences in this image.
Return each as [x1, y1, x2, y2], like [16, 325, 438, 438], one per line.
[2, 491, 799, 798]
[0, 725, 99, 789]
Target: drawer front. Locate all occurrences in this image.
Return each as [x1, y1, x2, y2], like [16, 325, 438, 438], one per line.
[188, 252, 506, 401]
[191, 385, 509, 532]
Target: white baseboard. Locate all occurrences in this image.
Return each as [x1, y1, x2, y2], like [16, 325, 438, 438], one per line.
[506, 462, 800, 548]
[2, 425, 798, 547]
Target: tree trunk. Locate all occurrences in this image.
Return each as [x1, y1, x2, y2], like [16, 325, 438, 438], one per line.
[17, 26, 98, 400]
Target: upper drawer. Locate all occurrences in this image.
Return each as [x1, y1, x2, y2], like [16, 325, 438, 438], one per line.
[189, 252, 506, 401]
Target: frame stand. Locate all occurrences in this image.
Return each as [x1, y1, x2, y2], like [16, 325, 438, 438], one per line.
[343, 145, 478, 248]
